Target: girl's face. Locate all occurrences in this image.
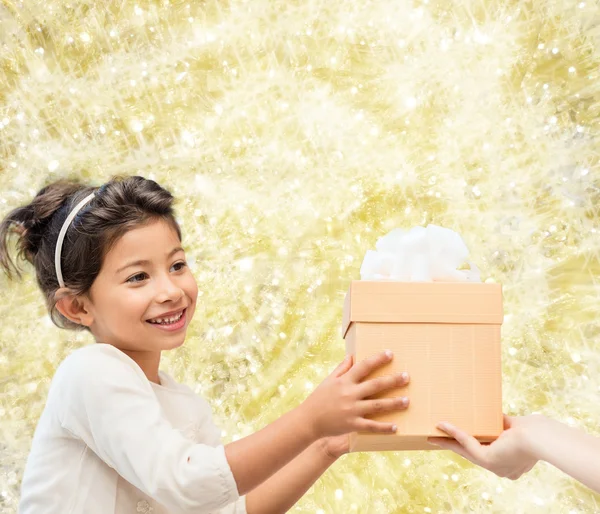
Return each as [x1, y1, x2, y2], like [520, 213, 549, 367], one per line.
[85, 219, 198, 353]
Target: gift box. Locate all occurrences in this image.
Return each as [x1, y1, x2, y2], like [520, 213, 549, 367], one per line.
[342, 280, 503, 452]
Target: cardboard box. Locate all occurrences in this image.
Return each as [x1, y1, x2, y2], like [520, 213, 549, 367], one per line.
[342, 280, 503, 452]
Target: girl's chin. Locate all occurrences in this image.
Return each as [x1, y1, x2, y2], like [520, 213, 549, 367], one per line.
[158, 335, 186, 351]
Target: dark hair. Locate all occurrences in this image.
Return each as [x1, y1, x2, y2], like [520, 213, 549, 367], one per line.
[0, 175, 181, 330]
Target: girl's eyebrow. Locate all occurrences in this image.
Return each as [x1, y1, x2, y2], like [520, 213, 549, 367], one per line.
[115, 246, 184, 274]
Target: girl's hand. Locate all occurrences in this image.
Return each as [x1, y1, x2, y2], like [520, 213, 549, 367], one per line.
[304, 351, 410, 438]
[428, 414, 546, 480]
[318, 434, 351, 461]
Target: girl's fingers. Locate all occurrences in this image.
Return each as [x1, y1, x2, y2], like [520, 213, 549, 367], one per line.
[357, 372, 409, 398]
[359, 396, 409, 416]
[331, 355, 354, 378]
[348, 351, 393, 382]
[355, 419, 398, 434]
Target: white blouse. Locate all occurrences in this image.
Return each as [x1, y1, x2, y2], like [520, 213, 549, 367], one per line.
[19, 343, 246, 514]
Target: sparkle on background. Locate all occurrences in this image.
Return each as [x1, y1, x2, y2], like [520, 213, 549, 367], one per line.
[1, 0, 600, 513]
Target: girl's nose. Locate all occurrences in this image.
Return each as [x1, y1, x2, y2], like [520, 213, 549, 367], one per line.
[156, 277, 184, 303]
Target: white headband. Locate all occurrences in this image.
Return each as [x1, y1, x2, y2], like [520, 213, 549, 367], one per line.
[54, 192, 95, 288]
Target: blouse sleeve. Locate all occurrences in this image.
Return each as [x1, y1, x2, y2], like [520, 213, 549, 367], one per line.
[191, 398, 247, 514]
[54, 344, 241, 514]
[219, 496, 248, 514]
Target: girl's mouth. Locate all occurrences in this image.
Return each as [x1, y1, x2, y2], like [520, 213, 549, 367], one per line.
[146, 308, 187, 332]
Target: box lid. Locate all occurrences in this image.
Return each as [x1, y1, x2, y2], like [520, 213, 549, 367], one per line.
[342, 281, 503, 339]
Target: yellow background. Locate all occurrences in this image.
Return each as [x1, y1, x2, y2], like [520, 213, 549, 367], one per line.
[1, 0, 599, 512]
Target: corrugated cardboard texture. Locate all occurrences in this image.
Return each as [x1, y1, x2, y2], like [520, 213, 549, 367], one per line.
[343, 281, 503, 452]
[343, 281, 503, 338]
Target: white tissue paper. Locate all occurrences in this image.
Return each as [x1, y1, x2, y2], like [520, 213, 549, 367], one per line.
[359, 224, 481, 282]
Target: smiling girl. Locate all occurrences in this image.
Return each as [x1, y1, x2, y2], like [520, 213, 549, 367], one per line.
[0, 175, 411, 514]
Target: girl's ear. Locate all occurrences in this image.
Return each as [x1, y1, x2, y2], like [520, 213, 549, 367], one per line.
[54, 288, 94, 327]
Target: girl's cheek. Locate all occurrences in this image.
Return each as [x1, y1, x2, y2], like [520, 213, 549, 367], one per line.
[188, 276, 199, 301]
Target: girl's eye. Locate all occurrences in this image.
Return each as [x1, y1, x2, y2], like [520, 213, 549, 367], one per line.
[171, 261, 187, 272]
[126, 272, 148, 284]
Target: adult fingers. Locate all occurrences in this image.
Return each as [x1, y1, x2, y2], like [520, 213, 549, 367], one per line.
[428, 437, 479, 463]
[503, 414, 514, 430]
[435, 422, 485, 463]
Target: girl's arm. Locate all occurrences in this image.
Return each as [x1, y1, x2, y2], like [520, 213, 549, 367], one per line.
[58, 345, 407, 513]
[244, 438, 341, 514]
[224, 353, 408, 495]
[429, 414, 600, 493]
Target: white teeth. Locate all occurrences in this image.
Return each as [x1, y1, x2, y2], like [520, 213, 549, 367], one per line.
[149, 311, 184, 325]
